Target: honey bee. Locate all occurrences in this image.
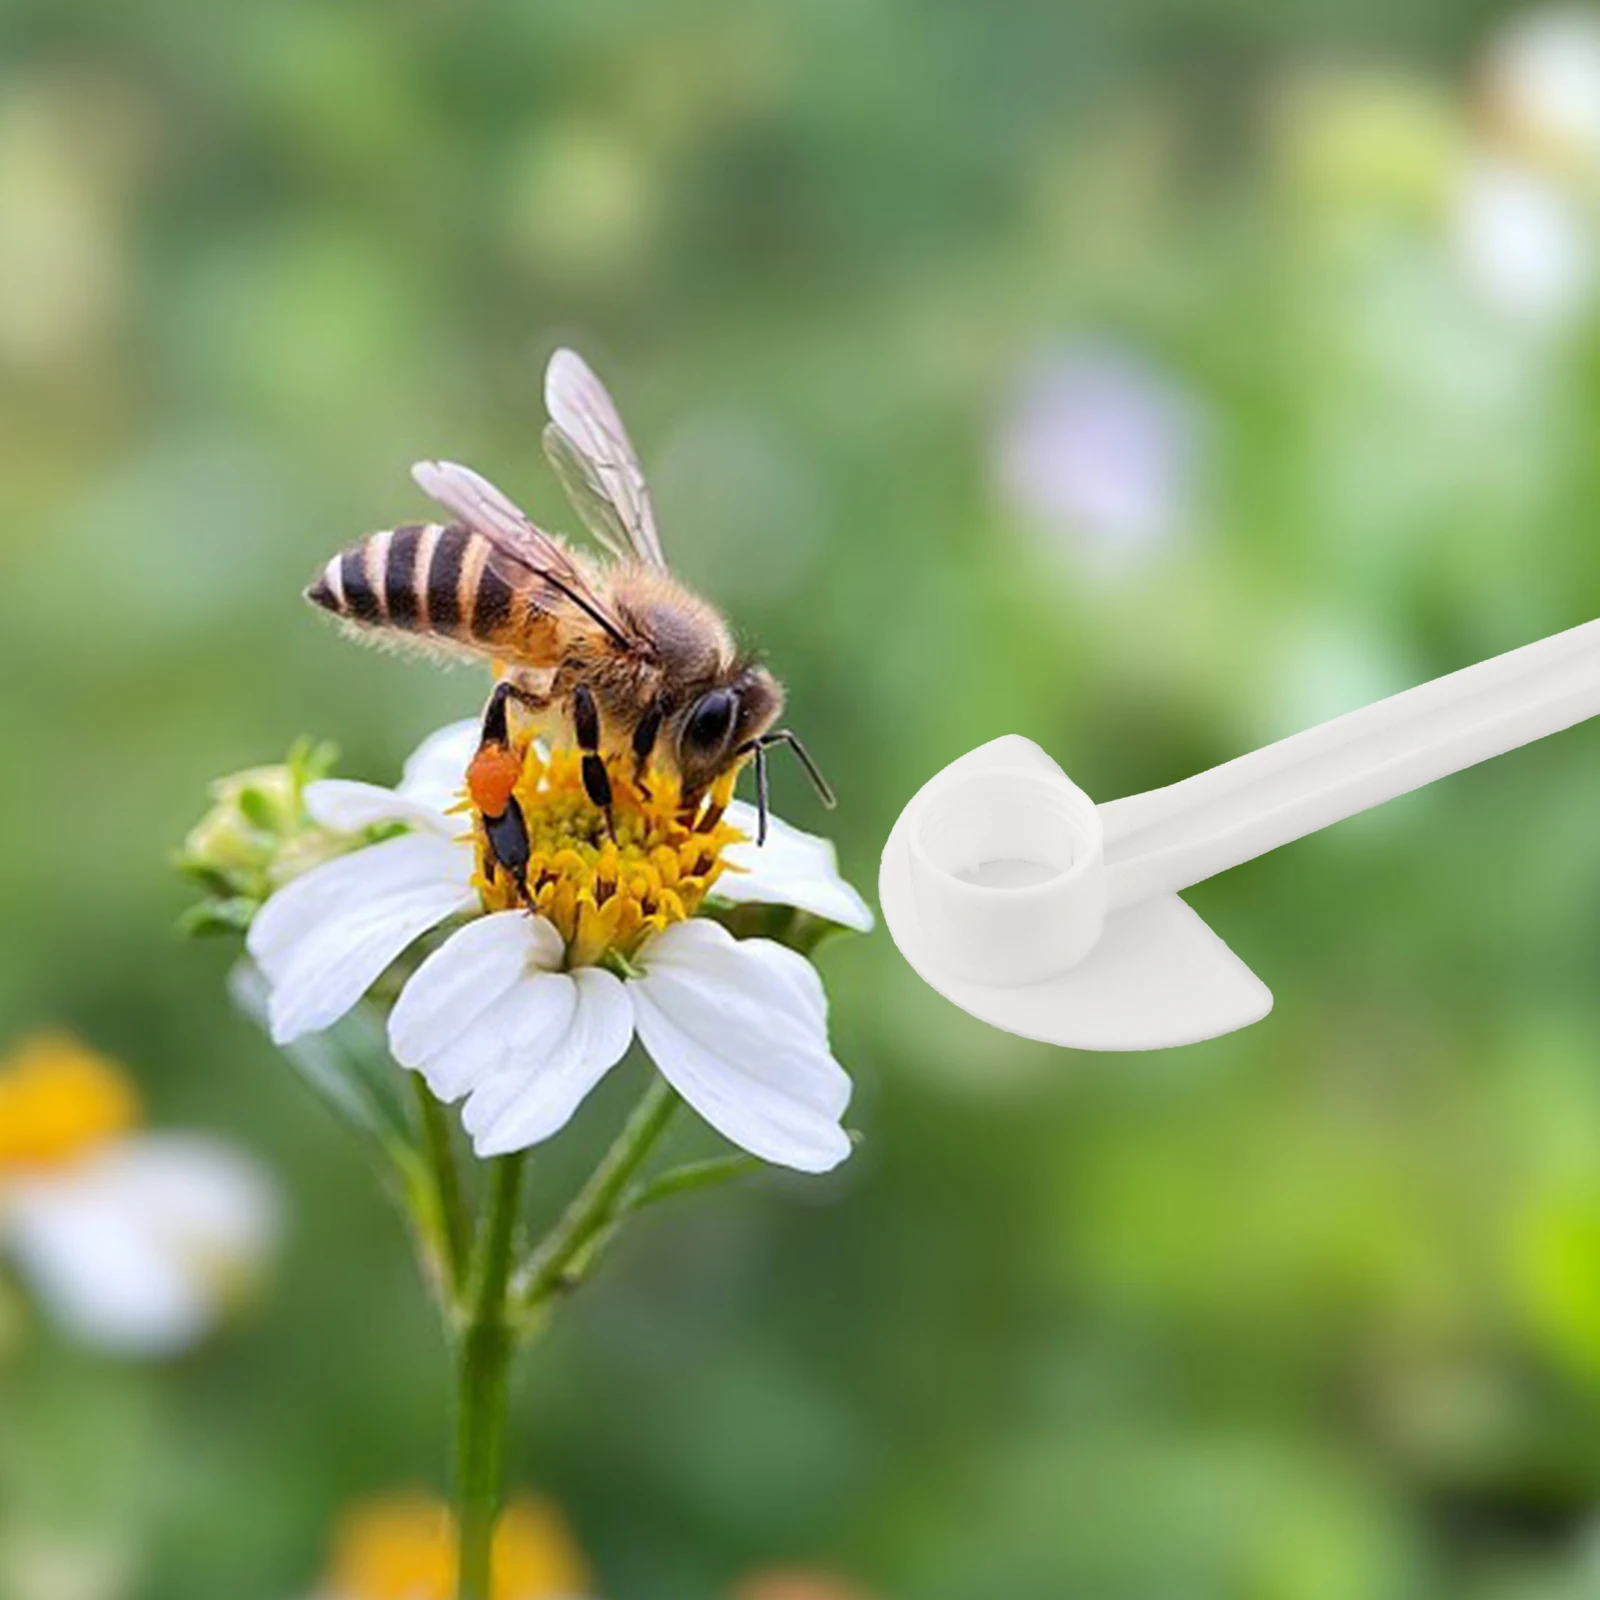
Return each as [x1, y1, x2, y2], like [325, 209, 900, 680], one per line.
[305, 348, 833, 886]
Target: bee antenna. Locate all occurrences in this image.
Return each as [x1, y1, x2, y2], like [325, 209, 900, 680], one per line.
[761, 729, 837, 810]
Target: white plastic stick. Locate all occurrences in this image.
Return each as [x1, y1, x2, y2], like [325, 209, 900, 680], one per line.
[879, 616, 1600, 1050]
[1099, 616, 1600, 908]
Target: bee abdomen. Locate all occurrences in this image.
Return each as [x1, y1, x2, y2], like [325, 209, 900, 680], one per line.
[305, 523, 521, 649]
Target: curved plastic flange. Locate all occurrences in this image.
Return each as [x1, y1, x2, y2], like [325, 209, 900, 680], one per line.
[878, 737, 1273, 1050]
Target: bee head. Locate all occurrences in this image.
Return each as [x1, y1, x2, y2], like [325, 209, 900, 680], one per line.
[673, 664, 784, 798]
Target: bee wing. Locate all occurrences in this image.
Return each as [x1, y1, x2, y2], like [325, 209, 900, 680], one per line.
[543, 347, 667, 570]
[410, 459, 635, 650]
[542, 422, 634, 564]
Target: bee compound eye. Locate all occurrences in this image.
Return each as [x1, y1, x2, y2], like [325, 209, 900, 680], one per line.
[685, 689, 737, 750]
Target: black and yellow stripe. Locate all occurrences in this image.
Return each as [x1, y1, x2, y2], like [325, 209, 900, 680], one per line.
[305, 522, 523, 652]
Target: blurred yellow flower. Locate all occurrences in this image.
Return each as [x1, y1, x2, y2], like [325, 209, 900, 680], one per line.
[0, 1031, 279, 1357]
[318, 1494, 590, 1600]
[0, 1032, 140, 1174]
[732, 1573, 877, 1600]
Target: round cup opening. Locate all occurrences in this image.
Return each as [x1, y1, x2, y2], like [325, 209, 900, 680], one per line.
[915, 771, 1088, 893]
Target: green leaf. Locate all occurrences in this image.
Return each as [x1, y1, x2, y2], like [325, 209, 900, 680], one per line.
[173, 858, 236, 895]
[621, 1152, 765, 1214]
[177, 896, 261, 938]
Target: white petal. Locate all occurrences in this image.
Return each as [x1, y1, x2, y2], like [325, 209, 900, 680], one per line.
[716, 803, 875, 933]
[631, 920, 852, 1174]
[396, 718, 481, 813]
[266, 890, 473, 1045]
[248, 832, 471, 981]
[389, 912, 563, 1080]
[301, 717, 483, 836]
[635, 922, 849, 1116]
[304, 778, 459, 837]
[736, 936, 829, 1030]
[462, 968, 634, 1156]
[419, 973, 576, 1105]
[2, 1134, 280, 1358]
[248, 833, 476, 1044]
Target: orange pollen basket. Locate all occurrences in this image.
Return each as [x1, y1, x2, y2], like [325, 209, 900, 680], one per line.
[467, 743, 523, 817]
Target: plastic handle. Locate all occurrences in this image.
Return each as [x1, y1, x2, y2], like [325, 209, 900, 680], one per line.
[1100, 616, 1600, 909]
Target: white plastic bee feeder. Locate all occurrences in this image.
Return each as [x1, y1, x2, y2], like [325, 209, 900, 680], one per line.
[879, 617, 1600, 1050]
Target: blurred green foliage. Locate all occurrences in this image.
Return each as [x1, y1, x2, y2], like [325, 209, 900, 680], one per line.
[5, 0, 1600, 1596]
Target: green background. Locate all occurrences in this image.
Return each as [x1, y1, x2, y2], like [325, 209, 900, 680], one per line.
[4, 0, 1600, 1595]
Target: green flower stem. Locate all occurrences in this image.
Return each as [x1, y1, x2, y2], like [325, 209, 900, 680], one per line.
[516, 1076, 680, 1319]
[455, 1151, 527, 1600]
[451, 1078, 679, 1594]
[414, 1078, 469, 1298]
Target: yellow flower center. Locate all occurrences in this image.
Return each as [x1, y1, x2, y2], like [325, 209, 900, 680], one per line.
[0, 1033, 141, 1176]
[323, 1493, 589, 1600]
[470, 745, 746, 968]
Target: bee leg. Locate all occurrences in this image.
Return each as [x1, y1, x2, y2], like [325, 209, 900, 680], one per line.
[728, 739, 771, 844]
[631, 700, 665, 791]
[471, 681, 532, 898]
[485, 802, 531, 897]
[572, 683, 614, 832]
[480, 678, 514, 744]
[757, 729, 837, 809]
[583, 756, 614, 825]
[752, 741, 770, 845]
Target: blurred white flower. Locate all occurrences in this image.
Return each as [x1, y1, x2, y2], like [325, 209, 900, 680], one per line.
[995, 342, 1203, 578]
[248, 721, 872, 1173]
[1483, 6, 1600, 175]
[0, 1034, 280, 1357]
[0, 1531, 134, 1600]
[1454, 153, 1596, 326]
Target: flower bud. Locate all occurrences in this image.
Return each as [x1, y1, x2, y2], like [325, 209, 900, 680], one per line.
[176, 740, 339, 933]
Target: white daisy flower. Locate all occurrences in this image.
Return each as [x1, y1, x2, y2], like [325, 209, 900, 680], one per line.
[247, 720, 872, 1175]
[0, 1033, 280, 1357]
